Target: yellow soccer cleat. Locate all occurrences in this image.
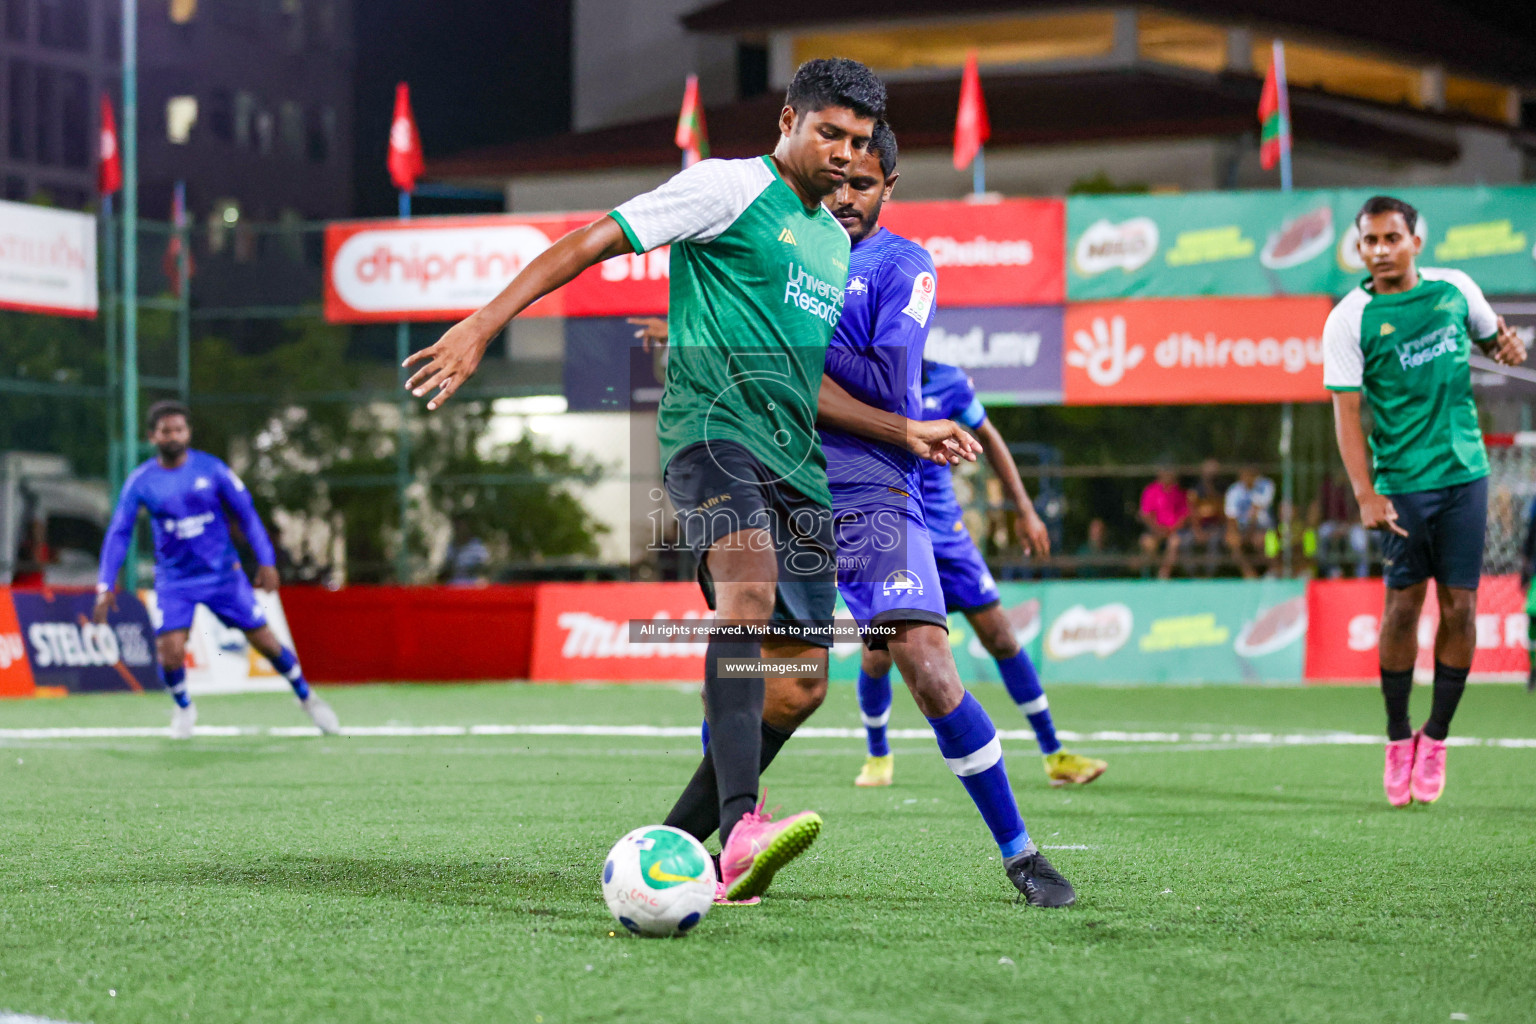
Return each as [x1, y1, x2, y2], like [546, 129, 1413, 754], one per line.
[1044, 750, 1107, 788]
[855, 754, 894, 788]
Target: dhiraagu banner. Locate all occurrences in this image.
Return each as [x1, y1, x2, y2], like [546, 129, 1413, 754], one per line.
[1067, 186, 1536, 300]
[828, 579, 1306, 685]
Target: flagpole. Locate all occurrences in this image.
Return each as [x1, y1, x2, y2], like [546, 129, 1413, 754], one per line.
[175, 181, 190, 401]
[120, 0, 139, 592]
[102, 192, 119, 496]
[973, 145, 985, 197]
[395, 188, 412, 584]
[1273, 38, 1294, 576]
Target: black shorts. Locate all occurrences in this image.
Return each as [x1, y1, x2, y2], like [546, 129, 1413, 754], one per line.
[663, 440, 837, 648]
[1381, 476, 1487, 591]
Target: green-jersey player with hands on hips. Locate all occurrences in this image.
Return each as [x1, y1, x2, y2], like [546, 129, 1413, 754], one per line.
[1323, 195, 1526, 808]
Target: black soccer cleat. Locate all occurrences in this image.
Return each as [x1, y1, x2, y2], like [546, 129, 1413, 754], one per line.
[1006, 850, 1077, 908]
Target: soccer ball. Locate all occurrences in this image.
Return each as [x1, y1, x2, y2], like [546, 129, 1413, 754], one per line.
[601, 825, 715, 937]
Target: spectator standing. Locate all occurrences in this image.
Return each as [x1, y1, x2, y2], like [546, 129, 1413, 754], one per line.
[1225, 466, 1275, 579]
[1139, 467, 1189, 580]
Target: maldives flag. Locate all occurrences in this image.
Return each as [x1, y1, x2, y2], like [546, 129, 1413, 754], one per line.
[952, 51, 990, 171]
[675, 74, 708, 167]
[388, 81, 425, 192]
[98, 94, 122, 196]
[1258, 44, 1291, 171]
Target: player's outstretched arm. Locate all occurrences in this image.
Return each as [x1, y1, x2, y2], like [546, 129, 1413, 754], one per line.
[93, 480, 141, 623]
[975, 419, 1049, 557]
[1331, 391, 1407, 537]
[816, 375, 980, 465]
[405, 217, 634, 410]
[218, 466, 280, 592]
[1485, 315, 1528, 367]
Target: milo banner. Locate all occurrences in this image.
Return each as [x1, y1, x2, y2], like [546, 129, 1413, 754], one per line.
[829, 579, 1308, 685]
[1067, 185, 1536, 300]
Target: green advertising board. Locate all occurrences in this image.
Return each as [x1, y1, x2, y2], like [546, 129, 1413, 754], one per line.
[828, 579, 1307, 685]
[1067, 185, 1536, 300]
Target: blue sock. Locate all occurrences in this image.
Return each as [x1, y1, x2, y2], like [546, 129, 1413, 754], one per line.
[268, 647, 311, 701]
[927, 692, 1030, 858]
[996, 651, 1060, 755]
[857, 669, 892, 757]
[163, 666, 190, 709]
[700, 719, 709, 753]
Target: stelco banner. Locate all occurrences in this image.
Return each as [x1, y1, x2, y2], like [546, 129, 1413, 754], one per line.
[4, 588, 158, 696]
[1067, 185, 1536, 300]
[0, 199, 98, 318]
[1062, 296, 1333, 405]
[323, 199, 1067, 323]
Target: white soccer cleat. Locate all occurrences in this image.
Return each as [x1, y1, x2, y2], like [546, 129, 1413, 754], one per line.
[170, 703, 198, 740]
[302, 694, 340, 735]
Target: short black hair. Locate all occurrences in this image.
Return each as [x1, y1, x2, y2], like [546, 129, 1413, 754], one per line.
[868, 120, 899, 178]
[785, 58, 886, 121]
[146, 399, 190, 432]
[1356, 195, 1419, 235]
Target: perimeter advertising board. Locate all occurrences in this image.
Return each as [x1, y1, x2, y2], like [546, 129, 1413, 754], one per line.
[1067, 186, 1536, 300]
[323, 199, 1067, 323]
[927, 306, 1064, 405]
[9, 588, 157, 694]
[1061, 297, 1333, 405]
[0, 199, 98, 318]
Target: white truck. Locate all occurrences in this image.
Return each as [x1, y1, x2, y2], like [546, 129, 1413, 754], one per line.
[0, 452, 112, 587]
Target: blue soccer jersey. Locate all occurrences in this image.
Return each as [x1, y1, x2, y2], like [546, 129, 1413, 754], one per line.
[99, 450, 276, 592]
[918, 360, 988, 532]
[820, 228, 948, 636]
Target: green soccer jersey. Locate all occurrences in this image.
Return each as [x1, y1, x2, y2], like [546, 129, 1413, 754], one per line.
[1322, 267, 1499, 495]
[610, 155, 851, 507]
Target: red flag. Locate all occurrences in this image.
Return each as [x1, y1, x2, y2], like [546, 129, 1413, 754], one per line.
[163, 180, 194, 297]
[953, 51, 990, 171]
[388, 82, 425, 193]
[98, 94, 122, 196]
[675, 75, 709, 168]
[1258, 46, 1291, 171]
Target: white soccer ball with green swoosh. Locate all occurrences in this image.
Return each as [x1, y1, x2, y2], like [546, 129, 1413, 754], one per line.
[602, 825, 715, 937]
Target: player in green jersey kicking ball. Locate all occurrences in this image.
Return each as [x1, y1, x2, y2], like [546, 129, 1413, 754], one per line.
[405, 59, 973, 904]
[1323, 195, 1526, 808]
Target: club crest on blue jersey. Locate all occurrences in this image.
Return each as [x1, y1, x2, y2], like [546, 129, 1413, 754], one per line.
[847, 276, 868, 294]
[882, 569, 925, 596]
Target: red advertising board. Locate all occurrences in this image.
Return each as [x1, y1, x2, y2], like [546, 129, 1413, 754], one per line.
[323, 199, 1066, 324]
[879, 198, 1064, 306]
[1062, 297, 1334, 405]
[528, 582, 711, 682]
[1304, 576, 1529, 682]
[0, 591, 36, 698]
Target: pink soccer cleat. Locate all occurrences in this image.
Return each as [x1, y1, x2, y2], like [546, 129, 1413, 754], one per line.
[718, 804, 822, 902]
[1410, 731, 1447, 805]
[713, 882, 760, 906]
[1384, 735, 1416, 807]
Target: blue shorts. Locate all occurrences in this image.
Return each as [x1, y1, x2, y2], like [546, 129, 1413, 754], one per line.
[930, 521, 1001, 613]
[1381, 476, 1487, 591]
[833, 499, 948, 649]
[156, 572, 268, 635]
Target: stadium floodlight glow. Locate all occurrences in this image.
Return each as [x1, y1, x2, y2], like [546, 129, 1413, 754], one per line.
[492, 395, 568, 416]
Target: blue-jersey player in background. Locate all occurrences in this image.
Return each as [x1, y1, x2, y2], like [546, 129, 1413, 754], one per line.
[93, 401, 339, 739]
[853, 360, 1107, 790]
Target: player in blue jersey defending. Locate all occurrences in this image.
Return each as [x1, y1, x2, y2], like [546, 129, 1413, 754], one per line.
[93, 401, 339, 739]
[853, 360, 1107, 790]
[817, 124, 1073, 905]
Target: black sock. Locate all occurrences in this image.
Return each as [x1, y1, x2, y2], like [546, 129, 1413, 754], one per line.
[664, 721, 795, 844]
[1380, 667, 1414, 741]
[700, 632, 764, 845]
[1422, 661, 1469, 741]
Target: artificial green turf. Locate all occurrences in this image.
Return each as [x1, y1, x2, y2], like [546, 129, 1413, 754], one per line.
[2, 682, 1534, 1024]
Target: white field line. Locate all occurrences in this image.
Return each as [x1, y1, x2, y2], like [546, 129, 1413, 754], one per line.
[1, 1014, 87, 1024]
[2, 723, 1535, 749]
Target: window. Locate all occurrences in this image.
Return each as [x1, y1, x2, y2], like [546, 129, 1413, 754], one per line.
[1444, 76, 1517, 125]
[280, 0, 303, 51]
[166, 94, 197, 143]
[168, 0, 196, 24]
[34, 65, 56, 165]
[7, 60, 28, 159]
[279, 100, 303, 158]
[3, 174, 25, 200]
[1138, 12, 1227, 74]
[103, 7, 120, 58]
[38, 0, 88, 50]
[738, 42, 768, 99]
[60, 70, 87, 167]
[4, 0, 27, 42]
[37, 182, 86, 209]
[792, 12, 1116, 74]
[208, 87, 233, 142]
[1252, 37, 1422, 109]
[255, 109, 273, 155]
